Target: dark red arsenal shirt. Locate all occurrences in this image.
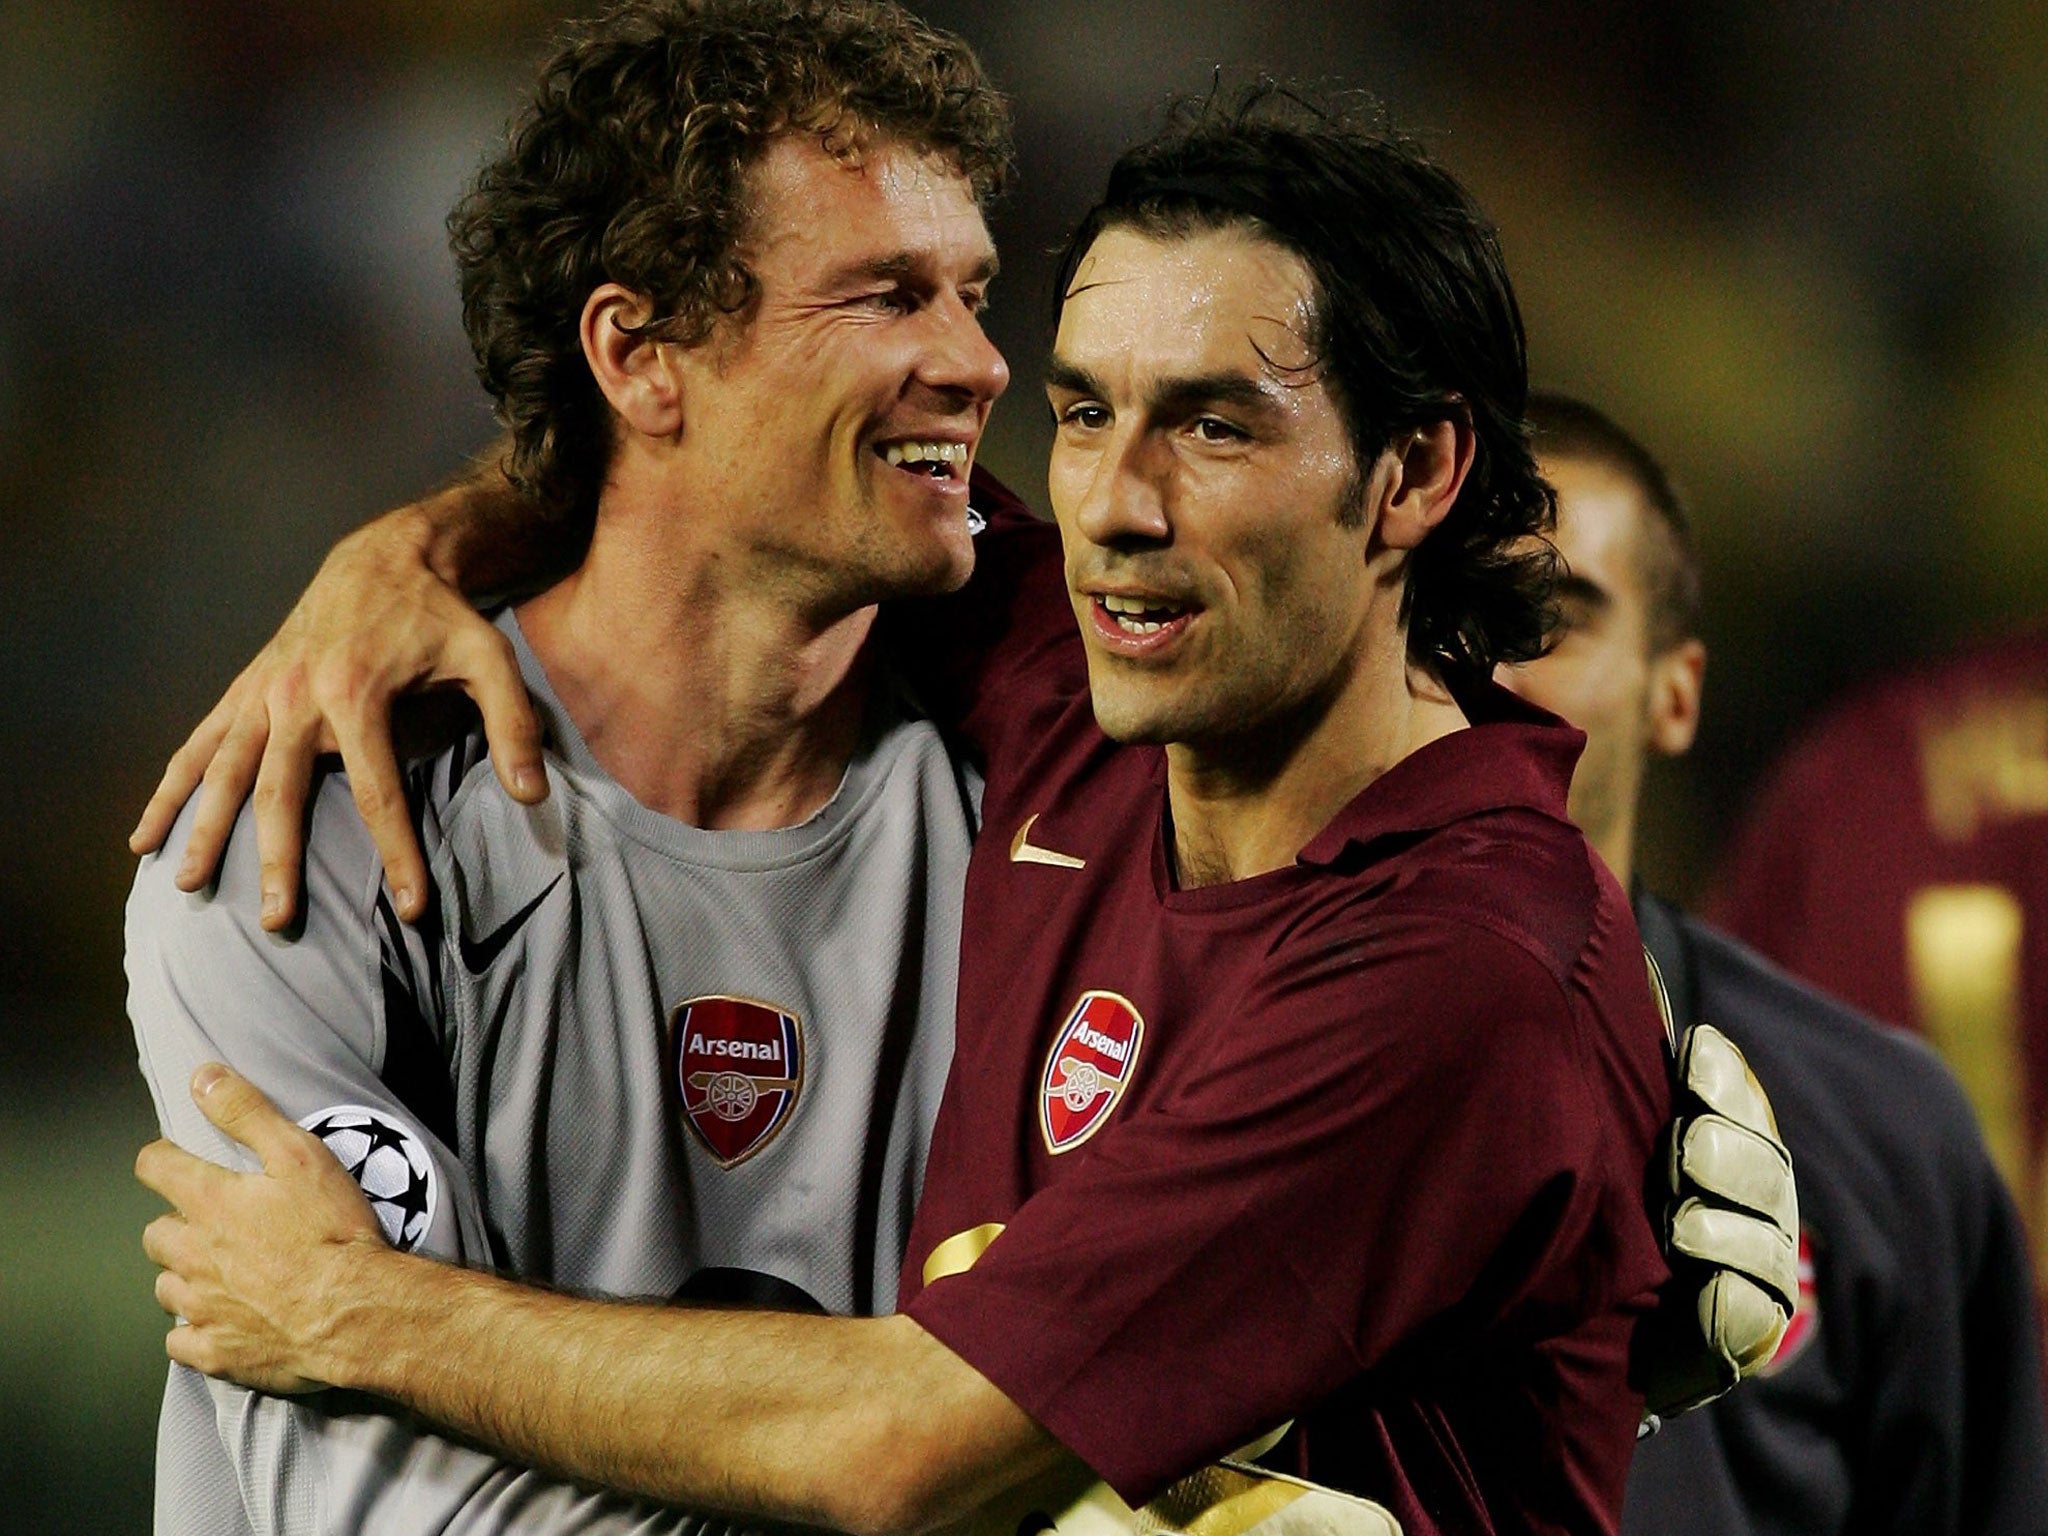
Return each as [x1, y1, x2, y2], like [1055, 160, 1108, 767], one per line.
[1710, 629, 2048, 1367]
[886, 475, 1672, 1536]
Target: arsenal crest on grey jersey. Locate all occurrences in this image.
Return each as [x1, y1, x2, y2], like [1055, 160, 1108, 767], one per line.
[670, 996, 805, 1167]
[1040, 990, 1145, 1154]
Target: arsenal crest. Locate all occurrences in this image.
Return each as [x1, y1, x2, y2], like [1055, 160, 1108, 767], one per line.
[669, 996, 804, 1167]
[1040, 990, 1145, 1154]
[1760, 1226, 1819, 1374]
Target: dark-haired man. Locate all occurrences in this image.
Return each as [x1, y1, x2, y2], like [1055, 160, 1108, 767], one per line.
[137, 85, 1702, 1533]
[1501, 394, 2048, 1536]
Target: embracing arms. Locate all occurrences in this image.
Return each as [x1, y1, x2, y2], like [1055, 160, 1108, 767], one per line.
[130, 488, 1801, 1430]
[128, 456, 573, 928]
[127, 763, 732, 1535]
[138, 1066, 1063, 1536]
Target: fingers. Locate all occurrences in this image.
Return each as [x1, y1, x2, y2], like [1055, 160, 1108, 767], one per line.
[187, 1064, 322, 1175]
[164, 1318, 313, 1393]
[155, 1266, 193, 1320]
[325, 688, 429, 920]
[1679, 1022, 1781, 1140]
[164, 1319, 206, 1372]
[142, 1211, 190, 1274]
[135, 1137, 234, 1213]
[130, 697, 238, 856]
[1696, 1270, 1790, 1374]
[1668, 1199, 1799, 1312]
[447, 621, 547, 805]
[132, 503, 530, 928]
[178, 708, 272, 893]
[1674, 1113, 1797, 1235]
[250, 692, 325, 931]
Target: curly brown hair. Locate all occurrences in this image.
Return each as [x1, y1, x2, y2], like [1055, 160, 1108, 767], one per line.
[449, 0, 1012, 525]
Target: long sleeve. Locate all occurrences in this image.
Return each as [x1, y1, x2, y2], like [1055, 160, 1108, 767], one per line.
[127, 774, 710, 1536]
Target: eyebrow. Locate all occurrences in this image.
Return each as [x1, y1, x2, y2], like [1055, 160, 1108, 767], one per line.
[1045, 355, 1281, 417]
[1554, 571, 1612, 614]
[830, 250, 1001, 288]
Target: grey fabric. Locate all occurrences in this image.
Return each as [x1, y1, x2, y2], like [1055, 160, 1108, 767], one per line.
[128, 611, 973, 1534]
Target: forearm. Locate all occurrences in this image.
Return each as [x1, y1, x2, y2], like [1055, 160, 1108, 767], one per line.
[318, 1250, 1060, 1536]
[401, 445, 586, 600]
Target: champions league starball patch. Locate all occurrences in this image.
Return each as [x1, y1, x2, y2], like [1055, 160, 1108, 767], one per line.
[670, 996, 804, 1167]
[298, 1106, 438, 1253]
[1040, 990, 1145, 1154]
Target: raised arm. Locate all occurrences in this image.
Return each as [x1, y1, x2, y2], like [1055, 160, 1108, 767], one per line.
[130, 455, 578, 929]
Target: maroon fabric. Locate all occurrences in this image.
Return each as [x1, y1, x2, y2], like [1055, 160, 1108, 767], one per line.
[1710, 629, 2048, 1367]
[893, 489, 1672, 1534]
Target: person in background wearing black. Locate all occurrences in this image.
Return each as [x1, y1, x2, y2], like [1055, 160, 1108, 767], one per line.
[1502, 392, 2048, 1536]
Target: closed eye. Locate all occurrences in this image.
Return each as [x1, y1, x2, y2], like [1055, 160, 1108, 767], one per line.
[850, 286, 917, 315]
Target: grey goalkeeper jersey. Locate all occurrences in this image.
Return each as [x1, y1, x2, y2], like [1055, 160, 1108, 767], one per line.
[127, 613, 976, 1536]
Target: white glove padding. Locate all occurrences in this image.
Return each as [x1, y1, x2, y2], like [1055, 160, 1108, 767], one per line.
[939, 1456, 1401, 1536]
[1636, 1021, 1798, 1420]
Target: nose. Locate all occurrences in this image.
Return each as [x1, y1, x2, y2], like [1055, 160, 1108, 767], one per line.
[1059, 425, 1171, 551]
[917, 294, 1010, 408]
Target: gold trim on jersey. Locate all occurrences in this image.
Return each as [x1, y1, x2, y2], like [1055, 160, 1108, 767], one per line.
[923, 1223, 1007, 1285]
[937, 1454, 1400, 1536]
[1643, 946, 1678, 1055]
[1011, 813, 1088, 869]
[917, 1234, 1397, 1534]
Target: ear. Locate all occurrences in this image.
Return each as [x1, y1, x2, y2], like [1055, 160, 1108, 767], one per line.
[1646, 637, 1705, 758]
[1371, 413, 1475, 550]
[580, 283, 684, 439]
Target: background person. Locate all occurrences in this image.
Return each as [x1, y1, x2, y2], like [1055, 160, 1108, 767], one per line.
[1501, 392, 2048, 1536]
[1710, 628, 2048, 1371]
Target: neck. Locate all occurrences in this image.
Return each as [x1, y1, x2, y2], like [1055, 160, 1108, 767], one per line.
[515, 490, 875, 831]
[1590, 817, 1637, 889]
[1166, 652, 1468, 888]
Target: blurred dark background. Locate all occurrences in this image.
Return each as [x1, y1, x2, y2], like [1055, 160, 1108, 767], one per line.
[4, 1, 2044, 1527]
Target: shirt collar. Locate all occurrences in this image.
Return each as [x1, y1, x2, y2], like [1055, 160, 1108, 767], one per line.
[1295, 676, 1585, 867]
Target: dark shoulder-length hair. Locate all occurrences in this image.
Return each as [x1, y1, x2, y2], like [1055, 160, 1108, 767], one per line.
[1054, 86, 1557, 685]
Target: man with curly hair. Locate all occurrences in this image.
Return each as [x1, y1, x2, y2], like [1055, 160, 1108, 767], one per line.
[129, 12, 1733, 1519]
[127, 3, 1015, 1532]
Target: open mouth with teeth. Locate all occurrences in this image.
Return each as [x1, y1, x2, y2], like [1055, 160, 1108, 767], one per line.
[1097, 593, 1193, 636]
[876, 440, 969, 480]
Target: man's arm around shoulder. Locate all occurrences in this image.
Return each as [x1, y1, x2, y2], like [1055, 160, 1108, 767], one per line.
[141, 1066, 1069, 1536]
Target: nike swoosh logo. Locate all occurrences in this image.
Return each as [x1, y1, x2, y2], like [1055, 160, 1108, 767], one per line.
[457, 873, 564, 975]
[1009, 813, 1086, 870]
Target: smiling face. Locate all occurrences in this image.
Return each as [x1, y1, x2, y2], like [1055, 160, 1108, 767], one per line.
[1046, 224, 1388, 750]
[670, 134, 1008, 611]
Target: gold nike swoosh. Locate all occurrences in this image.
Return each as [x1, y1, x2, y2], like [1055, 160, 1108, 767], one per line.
[1009, 813, 1086, 869]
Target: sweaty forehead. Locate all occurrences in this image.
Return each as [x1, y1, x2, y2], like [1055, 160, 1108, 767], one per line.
[1055, 225, 1320, 378]
[745, 135, 994, 268]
